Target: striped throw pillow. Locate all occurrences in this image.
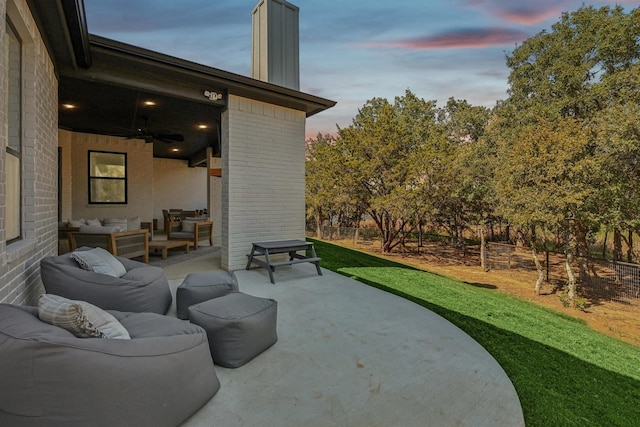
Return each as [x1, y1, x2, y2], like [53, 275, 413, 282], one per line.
[38, 294, 130, 339]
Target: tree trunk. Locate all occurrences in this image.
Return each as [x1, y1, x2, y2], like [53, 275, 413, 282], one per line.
[575, 220, 589, 257]
[565, 227, 577, 308]
[602, 229, 608, 259]
[480, 224, 488, 272]
[627, 228, 633, 263]
[315, 215, 322, 239]
[532, 246, 544, 295]
[613, 228, 622, 261]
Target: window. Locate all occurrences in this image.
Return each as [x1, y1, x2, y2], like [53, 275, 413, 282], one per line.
[6, 20, 22, 242]
[88, 151, 127, 204]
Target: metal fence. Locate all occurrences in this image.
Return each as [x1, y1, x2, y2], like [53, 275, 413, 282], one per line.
[309, 227, 640, 306]
[579, 259, 640, 304]
[486, 242, 639, 306]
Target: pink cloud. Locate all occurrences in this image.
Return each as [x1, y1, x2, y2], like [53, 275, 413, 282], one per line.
[461, 0, 569, 25]
[369, 28, 529, 50]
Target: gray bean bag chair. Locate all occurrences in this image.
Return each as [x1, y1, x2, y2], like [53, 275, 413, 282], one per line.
[40, 250, 172, 314]
[0, 303, 219, 427]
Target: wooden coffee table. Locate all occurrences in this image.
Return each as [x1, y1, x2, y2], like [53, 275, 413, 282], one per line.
[149, 240, 190, 260]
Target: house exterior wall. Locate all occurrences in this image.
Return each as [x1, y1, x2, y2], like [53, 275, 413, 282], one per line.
[59, 130, 155, 223]
[207, 154, 222, 242]
[0, 0, 59, 304]
[222, 94, 306, 270]
[152, 157, 208, 228]
[59, 131, 210, 237]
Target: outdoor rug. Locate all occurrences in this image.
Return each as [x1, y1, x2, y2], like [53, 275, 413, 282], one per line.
[148, 245, 220, 268]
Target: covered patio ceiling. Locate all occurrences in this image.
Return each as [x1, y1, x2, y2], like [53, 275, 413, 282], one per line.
[28, 0, 335, 167]
[58, 76, 223, 164]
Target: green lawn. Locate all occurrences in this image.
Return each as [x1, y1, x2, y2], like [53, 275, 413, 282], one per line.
[311, 239, 640, 426]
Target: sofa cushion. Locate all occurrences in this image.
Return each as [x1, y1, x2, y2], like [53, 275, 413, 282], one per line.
[103, 217, 128, 231]
[170, 231, 195, 239]
[71, 247, 127, 277]
[38, 294, 130, 339]
[78, 224, 122, 234]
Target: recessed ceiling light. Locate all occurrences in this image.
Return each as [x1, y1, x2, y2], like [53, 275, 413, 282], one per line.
[197, 124, 208, 129]
[143, 101, 156, 106]
[62, 103, 77, 109]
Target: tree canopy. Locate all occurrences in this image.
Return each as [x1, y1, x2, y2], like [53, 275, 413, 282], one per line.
[305, 5, 640, 306]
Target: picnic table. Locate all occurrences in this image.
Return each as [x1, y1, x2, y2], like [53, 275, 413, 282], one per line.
[246, 240, 322, 284]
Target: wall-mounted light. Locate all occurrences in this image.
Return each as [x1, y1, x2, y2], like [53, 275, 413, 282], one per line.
[197, 124, 208, 129]
[143, 100, 156, 106]
[171, 148, 180, 152]
[204, 90, 223, 101]
[62, 103, 77, 109]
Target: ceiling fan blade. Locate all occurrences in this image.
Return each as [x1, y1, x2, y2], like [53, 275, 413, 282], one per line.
[154, 133, 184, 142]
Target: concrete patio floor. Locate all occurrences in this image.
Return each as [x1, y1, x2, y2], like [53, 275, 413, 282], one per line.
[162, 248, 525, 427]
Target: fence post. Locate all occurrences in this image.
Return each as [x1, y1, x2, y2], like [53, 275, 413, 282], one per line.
[546, 249, 550, 282]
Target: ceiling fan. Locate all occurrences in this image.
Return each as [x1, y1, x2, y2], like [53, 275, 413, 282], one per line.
[125, 115, 184, 144]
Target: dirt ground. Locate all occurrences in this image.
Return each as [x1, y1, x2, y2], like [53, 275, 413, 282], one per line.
[331, 239, 640, 347]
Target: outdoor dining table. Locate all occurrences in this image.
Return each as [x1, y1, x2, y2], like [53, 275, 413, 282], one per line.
[246, 240, 322, 284]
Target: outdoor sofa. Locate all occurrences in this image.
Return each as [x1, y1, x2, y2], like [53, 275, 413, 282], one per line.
[69, 228, 149, 262]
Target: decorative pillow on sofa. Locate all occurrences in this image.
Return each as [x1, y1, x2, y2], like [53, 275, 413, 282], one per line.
[86, 218, 102, 227]
[127, 216, 142, 231]
[38, 294, 131, 339]
[102, 217, 128, 231]
[181, 217, 206, 232]
[67, 218, 87, 227]
[71, 247, 127, 278]
[181, 220, 196, 233]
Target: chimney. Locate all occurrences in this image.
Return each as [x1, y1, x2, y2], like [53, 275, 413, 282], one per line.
[251, 0, 300, 91]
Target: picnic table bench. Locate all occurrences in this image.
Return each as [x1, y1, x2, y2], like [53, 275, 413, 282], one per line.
[246, 240, 322, 284]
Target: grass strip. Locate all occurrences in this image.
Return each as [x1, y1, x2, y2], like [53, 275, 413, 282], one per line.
[311, 239, 640, 426]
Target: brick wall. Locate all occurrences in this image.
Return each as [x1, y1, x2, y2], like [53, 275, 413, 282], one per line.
[0, 0, 59, 305]
[222, 94, 306, 270]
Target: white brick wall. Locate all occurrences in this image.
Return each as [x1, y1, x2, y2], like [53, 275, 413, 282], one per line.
[0, 0, 59, 305]
[207, 154, 222, 242]
[222, 95, 306, 270]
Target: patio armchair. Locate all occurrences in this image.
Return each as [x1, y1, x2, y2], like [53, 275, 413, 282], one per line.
[69, 228, 149, 263]
[167, 219, 213, 250]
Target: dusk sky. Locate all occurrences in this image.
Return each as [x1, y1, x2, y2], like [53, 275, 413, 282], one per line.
[84, 0, 638, 139]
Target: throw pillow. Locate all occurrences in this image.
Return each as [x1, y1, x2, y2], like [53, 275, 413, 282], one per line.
[103, 217, 128, 231]
[181, 220, 196, 233]
[68, 218, 86, 227]
[71, 247, 127, 278]
[38, 294, 130, 339]
[86, 218, 102, 227]
[127, 216, 141, 231]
